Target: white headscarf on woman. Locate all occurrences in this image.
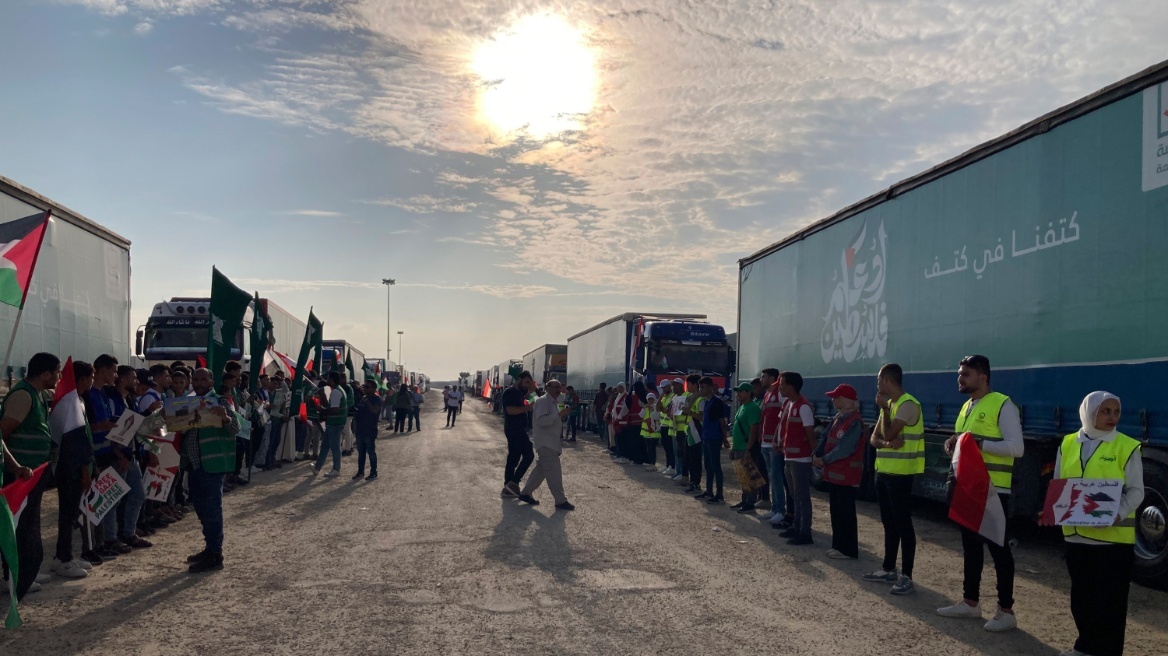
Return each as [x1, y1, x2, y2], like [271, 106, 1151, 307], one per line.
[1079, 391, 1121, 441]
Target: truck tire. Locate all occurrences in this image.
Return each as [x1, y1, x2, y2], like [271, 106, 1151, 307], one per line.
[1134, 458, 1168, 588]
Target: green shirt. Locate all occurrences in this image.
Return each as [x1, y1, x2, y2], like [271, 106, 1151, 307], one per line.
[731, 400, 762, 451]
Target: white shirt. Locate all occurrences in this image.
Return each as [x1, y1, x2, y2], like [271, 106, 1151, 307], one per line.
[329, 387, 344, 409]
[446, 390, 462, 408]
[1054, 430, 1145, 545]
[531, 393, 563, 453]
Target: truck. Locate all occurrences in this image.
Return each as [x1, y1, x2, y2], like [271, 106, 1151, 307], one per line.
[0, 176, 131, 389]
[319, 339, 365, 381]
[137, 297, 305, 371]
[736, 59, 1168, 585]
[566, 313, 736, 396]
[523, 344, 567, 386]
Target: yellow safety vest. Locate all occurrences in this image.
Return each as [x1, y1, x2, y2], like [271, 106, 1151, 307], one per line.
[640, 407, 662, 438]
[659, 393, 675, 431]
[1058, 432, 1140, 545]
[875, 392, 925, 475]
[955, 392, 1014, 491]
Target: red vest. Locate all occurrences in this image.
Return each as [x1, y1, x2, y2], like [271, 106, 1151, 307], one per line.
[822, 412, 867, 487]
[760, 388, 785, 447]
[781, 396, 814, 459]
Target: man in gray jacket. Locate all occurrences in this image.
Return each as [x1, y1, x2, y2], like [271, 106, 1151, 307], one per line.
[517, 379, 575, 510]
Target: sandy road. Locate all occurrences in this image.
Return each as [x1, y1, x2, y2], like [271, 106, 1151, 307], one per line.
[3, 394, 1165, 655]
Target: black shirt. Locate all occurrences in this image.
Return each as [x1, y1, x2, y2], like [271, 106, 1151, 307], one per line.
[502, 386, 528, 434]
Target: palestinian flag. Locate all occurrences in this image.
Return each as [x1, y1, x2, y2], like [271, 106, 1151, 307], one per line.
[1, 463, 48, 628]
[50, 357, 90, 454]
[948, 432, 1007, 546]
[0, 212, 50, 309]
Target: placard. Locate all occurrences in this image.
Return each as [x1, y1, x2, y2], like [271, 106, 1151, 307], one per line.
[106, 410, 143, 446]
[80, 467, 130, 525]
[1040, 478, 1124, 527]
[163, 396, 223, 432]
[143, 466, 176, 502]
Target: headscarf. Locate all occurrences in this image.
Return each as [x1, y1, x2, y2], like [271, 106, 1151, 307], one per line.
[1079, 391, 1121, 441]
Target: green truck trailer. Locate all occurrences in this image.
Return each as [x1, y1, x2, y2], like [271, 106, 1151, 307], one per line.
[737, 60, 1168, 585]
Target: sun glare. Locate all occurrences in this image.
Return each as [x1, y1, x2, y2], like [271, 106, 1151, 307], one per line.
[471, 14, 598, 139]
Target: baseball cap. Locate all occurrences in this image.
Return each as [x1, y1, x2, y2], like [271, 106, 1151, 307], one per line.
[825, 384, 858, 400]
[672, 377, 684, 384]
[735, 382, 753, 393]
[646, 392, 658, 400]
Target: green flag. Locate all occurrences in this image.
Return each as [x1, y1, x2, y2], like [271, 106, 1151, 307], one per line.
[206, 268, 252, 386]
[292, 309, 322, 395]
[345, 350, 356, 381]
[248, 293, 270, 394]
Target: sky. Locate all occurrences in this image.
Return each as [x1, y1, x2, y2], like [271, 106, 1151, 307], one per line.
[0, 1, 1165, 379]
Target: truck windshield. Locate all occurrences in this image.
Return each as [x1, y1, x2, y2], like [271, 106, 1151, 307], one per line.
[651, 343, 729, 375]
[144, 327, 241, 358]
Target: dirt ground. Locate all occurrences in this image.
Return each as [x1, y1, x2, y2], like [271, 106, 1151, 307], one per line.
[2, 394, 1165, 655]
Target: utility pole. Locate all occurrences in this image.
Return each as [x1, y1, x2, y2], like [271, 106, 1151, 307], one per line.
[382, 278, 395, 370]
[397, 330, 404, 370]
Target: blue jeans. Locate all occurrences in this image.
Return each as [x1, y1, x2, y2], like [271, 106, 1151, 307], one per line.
[763, 447, 789, 516]
[315, 424, 343, 472]
[356, 430, 377, 475]
[104, 461, 145, 541]
[702, 439, 724, 497]
[187, 467, 225, 553]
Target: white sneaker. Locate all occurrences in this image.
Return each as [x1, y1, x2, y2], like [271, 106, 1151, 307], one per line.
[27, 581, 42, 593]
[984, 608, 1017, 632]
[758, 511, 776, 521]
[323, 469, 340, 478]
[35, 572, 51, 584]
[671, 473, 684, 481]
[826, 549, 854, 560]
[616, 457, 630, 464]
[768, 513, 786, 526]
[51, 558, 88, 579]
[73, 558, 93, 571]
[937, 601, 982, 618]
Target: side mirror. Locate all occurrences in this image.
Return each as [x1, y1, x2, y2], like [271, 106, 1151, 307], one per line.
[135, 328, 144, 357]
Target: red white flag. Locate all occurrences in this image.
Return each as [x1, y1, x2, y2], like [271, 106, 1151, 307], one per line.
[948, 432, 1006, 546]
[50, 357, 88, 447]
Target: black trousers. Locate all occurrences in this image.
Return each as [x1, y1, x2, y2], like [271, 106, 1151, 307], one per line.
[828, 483, 859, 558]
[15, 472, 47, 599]
[503, 429, 534, 485]
[1066, 542, 1134, 656]
[686, 442, 703, 485]
[661, 429, 675, 468]
[394, 408, 408, 432]
[960, 493, 1014, 609]
[55, 464, 85, 562]
[621, 426, 642, 463]
[447, 406, 458, 426]
[643, 437, 658, 466]
[876, 473, 916, 578]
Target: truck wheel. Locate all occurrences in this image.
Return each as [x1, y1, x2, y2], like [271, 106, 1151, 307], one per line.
[1134, 459, 1168, 588]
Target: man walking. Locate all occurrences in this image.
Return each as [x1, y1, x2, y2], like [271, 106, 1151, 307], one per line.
[863, 363, 923, 595]
[352, 380, 381, 481]
[446, 384, 460, 427]
[517, 379, 575, 510]
[500, 370, 535, 498]
[183, 368, 241, 573]
[937, 355, 1024, 632]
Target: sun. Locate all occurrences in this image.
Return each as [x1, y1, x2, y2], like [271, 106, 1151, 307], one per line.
[471, 14, 598, 139]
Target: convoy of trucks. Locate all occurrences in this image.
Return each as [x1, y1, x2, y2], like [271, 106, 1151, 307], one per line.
[736, 60, 1168, 585]
[319, 339, 365, 380]
[522, 344, 566, 386]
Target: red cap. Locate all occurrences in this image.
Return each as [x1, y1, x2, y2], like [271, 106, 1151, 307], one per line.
[825, 384, 857, 401]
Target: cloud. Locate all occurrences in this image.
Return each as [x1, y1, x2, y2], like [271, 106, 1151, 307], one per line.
[275, 209, 343, 217]
[133, 20, 152, 34]
[76, 0, 1168, 318]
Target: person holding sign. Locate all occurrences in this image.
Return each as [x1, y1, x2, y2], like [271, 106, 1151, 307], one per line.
[181, 368, 241, 574]
[1053, 392, 1143, 656]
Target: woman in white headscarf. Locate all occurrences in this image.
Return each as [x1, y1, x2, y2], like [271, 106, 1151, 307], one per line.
[1053, 392, 1144, 656]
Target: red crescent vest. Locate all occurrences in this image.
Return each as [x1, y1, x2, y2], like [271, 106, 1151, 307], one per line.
[822, 412, 867, 487]
[781, 396, 814, 459]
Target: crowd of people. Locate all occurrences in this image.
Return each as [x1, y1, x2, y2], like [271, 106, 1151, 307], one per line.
[494, 356, 1142, 656]
[0, 352, 435, 609]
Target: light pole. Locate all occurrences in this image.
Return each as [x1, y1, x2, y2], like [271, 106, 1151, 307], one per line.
[397, 330, 404, 371]
[382, 278, 395, 371]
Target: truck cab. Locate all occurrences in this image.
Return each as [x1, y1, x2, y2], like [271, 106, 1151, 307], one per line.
[638, 320, 735, 390]
[137, 297, 251, 367]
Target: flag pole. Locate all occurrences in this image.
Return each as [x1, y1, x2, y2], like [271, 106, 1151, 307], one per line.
[0, 305, 27, 388]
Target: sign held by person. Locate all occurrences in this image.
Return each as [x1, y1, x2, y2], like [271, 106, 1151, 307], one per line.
[1040, 478, 1123, 527]
[143, 466, 176, 502]
[163, 396, 223, 432]
[106, 409, 144, 446]
[80, 467, 130, 525]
